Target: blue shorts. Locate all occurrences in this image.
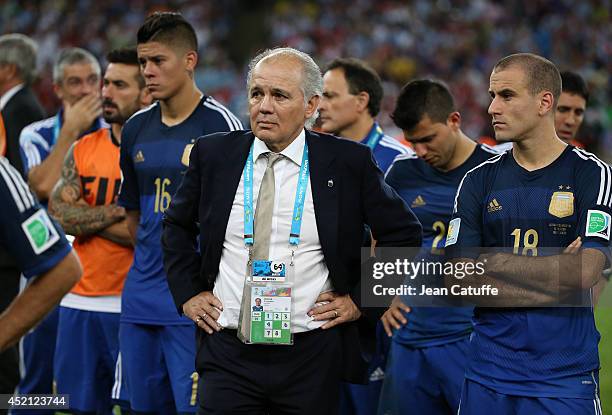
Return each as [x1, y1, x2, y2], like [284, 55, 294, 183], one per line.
[339, 322, 389, 415]
[378, 337, 470, 415]
[119, 322, 198, 414]
[13, 306, 58, 415]
[54, 307, 122, 413]
[459, 378, 603, 415]
[111, 351, 131, 411]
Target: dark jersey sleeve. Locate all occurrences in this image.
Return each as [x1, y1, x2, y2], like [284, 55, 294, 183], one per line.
[118, 117, 140, 210]
[445, 170, 484, 257]
[574, 155, 612, 263]
[202, 96, 243, 133]
[0, 157, 71, 278]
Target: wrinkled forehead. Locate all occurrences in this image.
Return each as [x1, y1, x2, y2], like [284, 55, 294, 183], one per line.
[489, 65, 528, 91]
[62, 62, 99, 82]
[251, 55, 304, 86]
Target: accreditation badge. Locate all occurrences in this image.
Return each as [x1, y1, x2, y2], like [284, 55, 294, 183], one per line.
[237, 255, 294, 345]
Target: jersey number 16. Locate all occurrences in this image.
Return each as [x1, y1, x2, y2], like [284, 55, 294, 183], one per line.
[154, 177, 172, 213]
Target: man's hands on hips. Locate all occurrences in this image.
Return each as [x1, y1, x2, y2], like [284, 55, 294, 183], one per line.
[381, 296, 411, 337]
[308, 292, 361, 329]
[183, 291, 224, 334]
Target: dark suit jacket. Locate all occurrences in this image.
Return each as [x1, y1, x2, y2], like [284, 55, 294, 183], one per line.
[1, 85, 45, 175]
[162, 129, 422, 383]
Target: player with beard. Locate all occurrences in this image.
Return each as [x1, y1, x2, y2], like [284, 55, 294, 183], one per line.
[48, 48, 151, 413]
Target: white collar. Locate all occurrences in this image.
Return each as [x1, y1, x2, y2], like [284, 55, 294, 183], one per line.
[0, 83, 24, 111]
[253, 129, 306, 166]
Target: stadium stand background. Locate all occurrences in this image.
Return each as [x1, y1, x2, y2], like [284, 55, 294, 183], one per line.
[0, 0, 609, 159]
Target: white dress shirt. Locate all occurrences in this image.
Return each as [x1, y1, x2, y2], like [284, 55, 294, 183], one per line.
[214, 130, 333, 332]
[0, 83, 24, 110]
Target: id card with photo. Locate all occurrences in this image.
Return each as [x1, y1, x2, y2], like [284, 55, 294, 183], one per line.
[249, 286, 292, 344]
[237, 255, 295, 345]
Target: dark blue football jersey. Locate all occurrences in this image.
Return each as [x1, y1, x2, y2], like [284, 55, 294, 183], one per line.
[385, 144, 500, 347]
[118, 96, 242, 325]
[446, 145, 611, 398]
[0, 157, 71, 278]
[361, 122, 411, 173]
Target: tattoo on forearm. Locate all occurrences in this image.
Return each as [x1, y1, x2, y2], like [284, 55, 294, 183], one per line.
[49, 145, 123, 236]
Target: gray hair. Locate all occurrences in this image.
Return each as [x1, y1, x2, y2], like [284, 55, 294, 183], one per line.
[246, 47, 322, 129]
[53, 47, 101, 84]
[0, 34, 38, 85]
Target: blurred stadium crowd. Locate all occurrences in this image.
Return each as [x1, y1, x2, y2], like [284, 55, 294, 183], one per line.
[0, 0, 609, 157]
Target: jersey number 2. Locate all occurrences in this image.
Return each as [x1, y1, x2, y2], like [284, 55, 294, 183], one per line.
[431, 221, 446, 254]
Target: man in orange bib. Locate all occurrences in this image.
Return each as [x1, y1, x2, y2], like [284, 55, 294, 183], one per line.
[48, 48, 151, 413]
[0, 113, 6, 156]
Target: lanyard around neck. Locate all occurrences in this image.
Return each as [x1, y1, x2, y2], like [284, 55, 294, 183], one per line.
[364, 122, 384, 150]
[52, 112, 62, 146]
[243, 141, 310, 248]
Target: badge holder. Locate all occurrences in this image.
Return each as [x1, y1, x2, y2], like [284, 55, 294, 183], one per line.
[238, 253, 295, 345]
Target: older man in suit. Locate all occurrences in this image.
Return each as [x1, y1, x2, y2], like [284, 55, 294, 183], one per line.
[0, 34, 45, 175]
[162, 47, 422, 414]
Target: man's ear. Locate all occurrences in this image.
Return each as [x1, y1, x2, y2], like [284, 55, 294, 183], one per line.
[355, 91, 370, 114]
[538, 91, 555, 116]
[53, 83, 64, 101]
[0, 63, 17, 83]
[305, 95, 320, 120]
[185, 50, 198, 75]
[446, 111, 462, 131]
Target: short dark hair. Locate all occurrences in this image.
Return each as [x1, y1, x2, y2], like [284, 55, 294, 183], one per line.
[137, 12, 197, 52]
[325, 58, 383, 117]
[391, 79, 455, 132]
[107, 47, 139, 66]
[493, 53, 561, 105]
[560, 71, 589, 103]
[106, 47, 144, 88]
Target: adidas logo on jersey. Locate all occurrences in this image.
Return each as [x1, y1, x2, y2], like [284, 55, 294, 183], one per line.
[134, 150, 145, 163]
[487, 198, 502, 213]
[411, 195, 426, 208]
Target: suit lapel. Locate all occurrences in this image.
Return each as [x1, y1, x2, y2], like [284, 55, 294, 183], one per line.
[212, 132, 253, 239]
[306, 131, 339, 264]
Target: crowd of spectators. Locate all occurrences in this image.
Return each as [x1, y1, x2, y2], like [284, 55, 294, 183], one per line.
[1, 0, 609, 157]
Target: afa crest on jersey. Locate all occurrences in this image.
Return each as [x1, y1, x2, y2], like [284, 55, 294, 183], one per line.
[181, 144, 194, 166]
[548, 191, 574, 218]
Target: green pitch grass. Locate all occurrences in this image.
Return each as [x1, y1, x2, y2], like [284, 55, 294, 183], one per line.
[596, 283, 612, 413]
